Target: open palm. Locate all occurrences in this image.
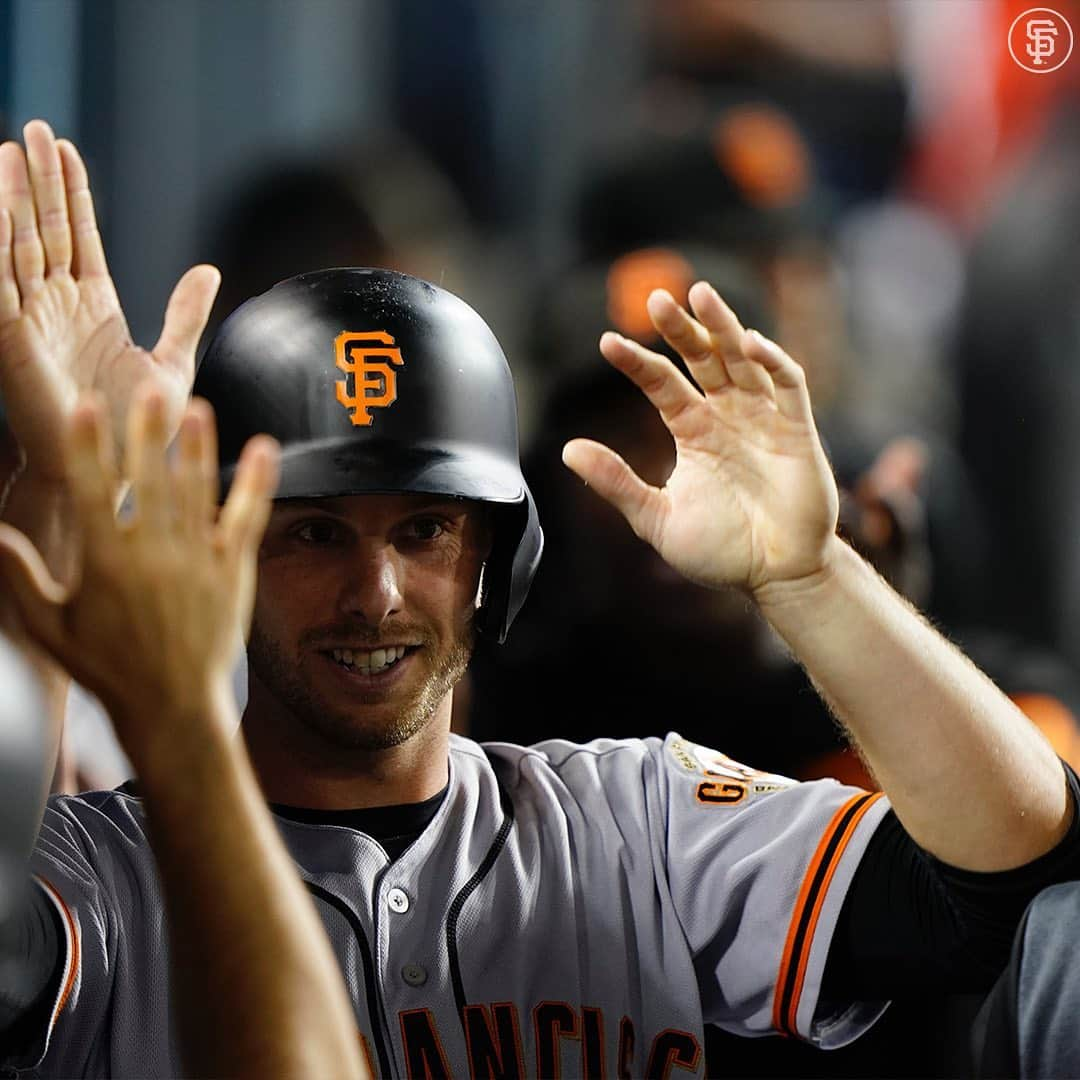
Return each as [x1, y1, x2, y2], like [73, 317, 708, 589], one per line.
[0, 121, 218, 481]
[562, 282, 838, 595]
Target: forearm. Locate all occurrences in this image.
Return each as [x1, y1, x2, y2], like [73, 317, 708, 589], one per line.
[125, 688, 366, 1080]
[756, 537, 1070, 870]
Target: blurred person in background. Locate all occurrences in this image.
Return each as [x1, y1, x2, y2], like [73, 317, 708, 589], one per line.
[204, 131, 477, 342]
[952, 100, 1080, 673]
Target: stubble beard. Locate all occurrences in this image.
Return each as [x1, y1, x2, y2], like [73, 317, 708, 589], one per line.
[247, 620, 475, 753]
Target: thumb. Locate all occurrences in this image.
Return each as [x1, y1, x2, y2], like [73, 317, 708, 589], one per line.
[0, 523, 69, 657]
[562, 438, 668, 546]
[153, 264, 222, 381]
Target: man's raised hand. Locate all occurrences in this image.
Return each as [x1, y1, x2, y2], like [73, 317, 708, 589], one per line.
[0, 120, 219, 483]
[562, 281, 839, 597]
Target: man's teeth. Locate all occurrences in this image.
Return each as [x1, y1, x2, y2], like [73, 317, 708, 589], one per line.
[331, 645, 408, 674]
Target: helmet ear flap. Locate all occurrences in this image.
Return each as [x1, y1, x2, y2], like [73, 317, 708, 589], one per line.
[477, 492, 544, 643]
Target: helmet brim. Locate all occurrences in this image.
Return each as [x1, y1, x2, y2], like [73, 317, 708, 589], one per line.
[222, 436, 527, 505]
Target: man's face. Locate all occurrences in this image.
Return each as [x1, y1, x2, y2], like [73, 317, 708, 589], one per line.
[248, 492, 491, 752]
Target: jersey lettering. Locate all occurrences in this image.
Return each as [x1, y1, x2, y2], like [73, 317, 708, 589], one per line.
[401, 1008, 453, 1079]
[696, 777, 748, 805]
[533, 1001, 580, 1079]
[617, 1016, 636, 1080]
[581, 1006, 606, 1079]
[394, 1002, 698, 1079]
[645, 1028, 701, 1078]
[464, 1002, 526, 1080]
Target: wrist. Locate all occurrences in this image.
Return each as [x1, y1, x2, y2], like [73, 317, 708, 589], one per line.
[751, 535, 860, 619]
[109, 676, 240, 783]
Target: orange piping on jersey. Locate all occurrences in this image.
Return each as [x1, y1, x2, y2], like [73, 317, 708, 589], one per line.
[36, 876, 80, 1026]
[772, 791, 884, 1038]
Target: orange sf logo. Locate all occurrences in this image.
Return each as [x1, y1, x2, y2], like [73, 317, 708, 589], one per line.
[334, 330, 405, 426]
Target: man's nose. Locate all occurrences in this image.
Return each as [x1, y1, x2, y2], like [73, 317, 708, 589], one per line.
[338, 542, 405, 626]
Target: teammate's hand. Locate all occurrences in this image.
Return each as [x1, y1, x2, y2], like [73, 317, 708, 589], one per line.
[0, 120, 219, 484]
[562, 281, 838, 596]
[0, 386, 278, 755]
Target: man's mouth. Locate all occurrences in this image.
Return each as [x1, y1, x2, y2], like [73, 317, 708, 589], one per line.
[326, 645, 412, 676]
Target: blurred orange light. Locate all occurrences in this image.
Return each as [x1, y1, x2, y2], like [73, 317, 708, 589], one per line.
[606, 248, 695, 342]
[712, 104, 811, 208]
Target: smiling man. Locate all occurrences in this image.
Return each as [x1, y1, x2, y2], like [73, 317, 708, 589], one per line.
[2, 121, 1080, 1079]
[192, 267, 541, 820]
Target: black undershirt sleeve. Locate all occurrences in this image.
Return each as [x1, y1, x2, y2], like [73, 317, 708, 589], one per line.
[0, 878, 64, 1056]
[822, 762, 1080, 1000]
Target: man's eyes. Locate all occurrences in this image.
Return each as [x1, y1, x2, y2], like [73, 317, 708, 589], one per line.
[405, 517, 446, 541]
[293, 520, 341, 544]
[288, 516, 453, 544]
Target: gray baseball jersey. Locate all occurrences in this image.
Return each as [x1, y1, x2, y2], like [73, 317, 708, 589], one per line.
[17, 732, 890, 1078]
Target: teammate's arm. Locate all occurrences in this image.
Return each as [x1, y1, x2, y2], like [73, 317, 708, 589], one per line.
[0, 390, 368, 1080]
[563, 282, 1069, 872]
[0, 119, 218, 793]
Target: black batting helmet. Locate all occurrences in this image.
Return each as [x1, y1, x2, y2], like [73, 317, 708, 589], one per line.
[193, 267, 543, 643]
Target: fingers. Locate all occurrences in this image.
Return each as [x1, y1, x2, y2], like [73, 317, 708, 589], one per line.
[685, 282, 774, 398]
[153, 265, 221, 381]
[646, 288, 732, 395]
[174, 398, 219, 540]
[642, 281, 814, 424]
[63, 396, 121, 546]
[562, 438, 667, 547]
[218, 435, 280, 563]
[740, 327, 814, 425]
[0, 209, 19, 322]
[56, 138, 108, 280]
[0, 522, 68, 655]
[597, 331, 703, 433]
[124, 384, 170, 533]
[23, 120, 71, 276]
[0, 140, 45, 296]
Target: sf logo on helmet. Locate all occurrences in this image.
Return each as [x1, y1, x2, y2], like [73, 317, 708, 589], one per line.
[334, 330, 405, 426]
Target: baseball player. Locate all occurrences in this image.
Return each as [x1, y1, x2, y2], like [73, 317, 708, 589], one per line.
[1, 117, 1078, 1079]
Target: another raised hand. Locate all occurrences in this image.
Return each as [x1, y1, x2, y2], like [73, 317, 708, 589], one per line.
[562, 281, 838, 597]
[0, 385, 276, 752]
[0, 120, 218, 484]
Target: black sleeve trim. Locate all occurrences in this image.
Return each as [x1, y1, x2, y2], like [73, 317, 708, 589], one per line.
[823, 762, 1080, 999]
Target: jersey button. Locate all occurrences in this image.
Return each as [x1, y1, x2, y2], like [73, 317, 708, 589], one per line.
[402, 963, 428, 987]
[387, 887, 410, 913]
